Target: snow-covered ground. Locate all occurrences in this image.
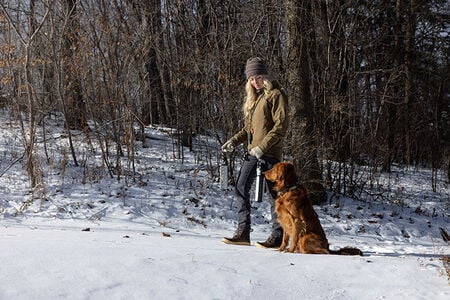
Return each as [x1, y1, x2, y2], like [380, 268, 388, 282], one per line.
[0, 110, 449, 300]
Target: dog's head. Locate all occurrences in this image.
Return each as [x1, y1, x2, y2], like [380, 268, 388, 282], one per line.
[265, 162, 298, 191]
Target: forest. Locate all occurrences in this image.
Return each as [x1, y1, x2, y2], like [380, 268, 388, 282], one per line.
[0, 0, 448, 203]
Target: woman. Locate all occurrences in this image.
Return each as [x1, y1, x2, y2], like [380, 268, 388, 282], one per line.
[221, 57, 289, 248]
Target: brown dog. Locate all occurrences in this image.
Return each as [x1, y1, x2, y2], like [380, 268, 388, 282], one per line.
[265, 162, 362, 255]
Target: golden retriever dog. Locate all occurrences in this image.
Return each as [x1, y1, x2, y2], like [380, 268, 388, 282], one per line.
[265, 162, 362, 255]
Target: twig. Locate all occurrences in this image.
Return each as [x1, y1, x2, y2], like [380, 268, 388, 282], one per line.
[0, 155, 24, 178]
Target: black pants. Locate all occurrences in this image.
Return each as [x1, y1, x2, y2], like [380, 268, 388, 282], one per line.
[234, 155, 282, 236]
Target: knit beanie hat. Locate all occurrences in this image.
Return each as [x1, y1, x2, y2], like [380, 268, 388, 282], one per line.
[245, 57, 268, 79]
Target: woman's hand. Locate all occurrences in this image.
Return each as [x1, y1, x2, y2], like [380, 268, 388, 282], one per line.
[249, 146, 263, 159]
[221, 140, 235, 153]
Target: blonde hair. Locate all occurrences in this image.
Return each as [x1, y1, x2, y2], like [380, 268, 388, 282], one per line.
[243, 76, 273, 117]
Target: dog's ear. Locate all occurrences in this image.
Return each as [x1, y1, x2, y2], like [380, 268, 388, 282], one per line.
[272, 162, 284, 181]
[276, 163, 288, 182]
[284, 163, 298, 185]
[275, 162, 293, 183]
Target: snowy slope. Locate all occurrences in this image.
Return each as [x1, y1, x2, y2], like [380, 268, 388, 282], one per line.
[0, 110, 449, 299]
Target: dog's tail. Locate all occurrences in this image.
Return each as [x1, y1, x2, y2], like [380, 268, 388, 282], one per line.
[329, 247, 363, 256]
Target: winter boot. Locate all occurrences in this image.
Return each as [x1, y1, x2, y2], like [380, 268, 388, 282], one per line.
[222, 226, 251, 246]
[255, 231, 282, 249]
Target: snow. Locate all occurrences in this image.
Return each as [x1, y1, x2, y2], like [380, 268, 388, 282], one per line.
[0, 110, 449, 300]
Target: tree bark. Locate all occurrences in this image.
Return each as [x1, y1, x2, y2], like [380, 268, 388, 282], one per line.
[284, 0, 325, 204]
[63, 0, 87, 130]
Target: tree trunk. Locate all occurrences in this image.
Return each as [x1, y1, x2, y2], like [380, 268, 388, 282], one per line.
[284, 0, 325, 204]
[63, 0, 87, 130]
[136, 0, 165, 125]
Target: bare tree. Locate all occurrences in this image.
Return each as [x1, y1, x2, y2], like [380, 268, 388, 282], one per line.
[0, 0, 447, 197]
[0, 1, 50, 188]
[62, 0, 87, 130]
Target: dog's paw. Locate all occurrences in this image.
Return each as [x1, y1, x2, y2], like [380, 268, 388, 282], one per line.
[277, 246, 287, 252]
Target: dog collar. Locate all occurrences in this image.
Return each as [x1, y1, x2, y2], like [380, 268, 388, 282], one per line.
[277, 184, 299, 197]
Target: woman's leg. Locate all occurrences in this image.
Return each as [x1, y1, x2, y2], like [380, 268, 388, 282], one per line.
[222, 155, 257, 245]
[256, 156, 283, 248]
[234, 155, 258, 229]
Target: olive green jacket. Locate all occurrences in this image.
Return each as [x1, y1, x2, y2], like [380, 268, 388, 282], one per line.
[230, 81, 289, 160]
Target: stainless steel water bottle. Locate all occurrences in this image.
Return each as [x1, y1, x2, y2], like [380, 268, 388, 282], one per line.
[254, 160, 264, 202]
